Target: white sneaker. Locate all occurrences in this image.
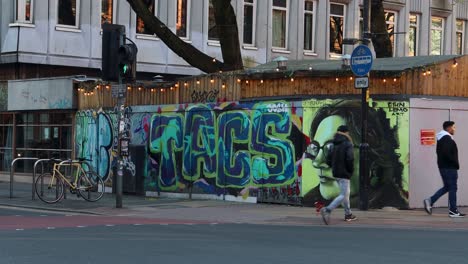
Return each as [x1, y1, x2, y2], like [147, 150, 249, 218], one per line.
[449, 210, 466, 218]
[423, 199, 432, 215]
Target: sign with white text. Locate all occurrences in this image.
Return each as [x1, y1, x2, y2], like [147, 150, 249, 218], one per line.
[355, 77, 369, 89]
[350, 45, 373, 76]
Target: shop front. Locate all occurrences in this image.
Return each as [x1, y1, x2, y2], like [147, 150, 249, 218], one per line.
[1, 77, 76, 173]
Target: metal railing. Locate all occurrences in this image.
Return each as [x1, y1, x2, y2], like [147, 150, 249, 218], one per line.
[10, 157, 39, 199]
[9, 157, 68, 200]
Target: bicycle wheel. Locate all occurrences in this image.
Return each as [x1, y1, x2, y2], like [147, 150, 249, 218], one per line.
[78, 171, 105, 202]
[35, 173, 64, 204]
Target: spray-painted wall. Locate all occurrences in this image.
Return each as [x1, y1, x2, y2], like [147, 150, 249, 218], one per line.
[75, 98, 409, 208]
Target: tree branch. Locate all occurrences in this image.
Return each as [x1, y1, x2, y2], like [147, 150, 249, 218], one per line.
[126, 0, 226, 73]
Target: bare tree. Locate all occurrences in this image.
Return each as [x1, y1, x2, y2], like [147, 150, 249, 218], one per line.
[370, 0, 393, 57]
[126, 0, 243, 73]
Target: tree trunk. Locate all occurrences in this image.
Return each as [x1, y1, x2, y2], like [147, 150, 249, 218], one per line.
[370, 0, 393, 58]
[126, 0, 243, 73]
[212, 0, 244, 71]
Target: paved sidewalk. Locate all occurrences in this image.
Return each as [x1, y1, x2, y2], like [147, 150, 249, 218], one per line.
[2, 181, 468, 230]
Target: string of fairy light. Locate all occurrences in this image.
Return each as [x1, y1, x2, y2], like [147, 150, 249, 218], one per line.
[237, 58, 459, 84]
[77, 82, 180, 96]
[77, 58, 459, 95]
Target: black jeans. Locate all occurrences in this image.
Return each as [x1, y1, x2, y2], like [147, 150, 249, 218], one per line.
[430, 168, 458, 212]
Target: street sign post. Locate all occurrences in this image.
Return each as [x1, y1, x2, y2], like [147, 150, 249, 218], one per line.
[350, 42, 373, 211]
[350, 44, 373, 77]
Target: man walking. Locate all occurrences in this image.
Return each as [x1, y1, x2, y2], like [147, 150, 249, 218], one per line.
[424, 121, 465, 218]
[320, 125, 357, 225]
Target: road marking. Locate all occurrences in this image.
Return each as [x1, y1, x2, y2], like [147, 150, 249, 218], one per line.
[47, 227, 55, 230]
[160, 223, 169, 226]
[16, 229, 24, 231]
[133, 224, 143, 226]
[105, 224, 115, 227]
[77, 226, 86, 228]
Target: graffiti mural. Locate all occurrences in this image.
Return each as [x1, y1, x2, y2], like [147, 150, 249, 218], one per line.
[145, 101, 299, 200]
[75, 98, 409, 208]
[190, 89, 220, 103]
[299, 99, 409, 209]
[75, 109, 115, 182]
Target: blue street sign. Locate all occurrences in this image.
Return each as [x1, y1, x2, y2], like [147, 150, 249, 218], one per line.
[350, 45, 373, 76]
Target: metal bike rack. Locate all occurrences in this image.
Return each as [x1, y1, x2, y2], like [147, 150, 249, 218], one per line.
[10, 157, 95, 200]
[10, 157, 39, 198]
[32, 159, 64, 200]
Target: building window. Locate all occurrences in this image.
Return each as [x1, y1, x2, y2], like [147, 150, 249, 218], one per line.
[409, 14, 419, 56]
[57, 0, 80, 27]
[430, 16, 444, 55]
[303, 0, 316, 51]
[16, 0, 33, 23]
[208, 0, 218, 41]
[243, 0, 256, 45]
[15, 112, 73, 173]
[329, 3, 345, 55]
[456, 19, 465, 55]
[101, 0, 113, 25]
[272, 0, 288, 48]
[385, 11, 396, 56]
[137, 0, 156, 35]
[176, 0, 190, 38]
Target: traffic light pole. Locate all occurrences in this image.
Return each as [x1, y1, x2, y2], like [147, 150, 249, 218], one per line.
[359, 0, 371, 211]
[102, 24, 134, 209]
[116, 76, 125, 209]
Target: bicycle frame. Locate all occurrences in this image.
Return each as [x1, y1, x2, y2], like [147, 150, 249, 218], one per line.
[50, 162, 87, 190]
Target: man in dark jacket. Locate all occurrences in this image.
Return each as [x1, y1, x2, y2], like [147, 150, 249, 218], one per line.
[320, 125, 357, 225]
[424, 121, 465, 217]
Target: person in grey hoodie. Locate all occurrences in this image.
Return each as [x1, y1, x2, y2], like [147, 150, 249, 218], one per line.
[320, 125, 357, 225]
[424, 121, 465, 218]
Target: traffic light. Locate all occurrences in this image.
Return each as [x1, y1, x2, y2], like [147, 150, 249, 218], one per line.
[102, 24, 125, 82]
[118, 43, 138, 83]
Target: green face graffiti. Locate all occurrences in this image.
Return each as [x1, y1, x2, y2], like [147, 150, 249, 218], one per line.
[310, 115, 359, 200]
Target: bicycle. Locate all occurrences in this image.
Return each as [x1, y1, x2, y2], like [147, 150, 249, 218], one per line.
[35, 158, 105, 204]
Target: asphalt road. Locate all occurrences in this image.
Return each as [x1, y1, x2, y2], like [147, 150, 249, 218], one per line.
[0, 208, 466, 264]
